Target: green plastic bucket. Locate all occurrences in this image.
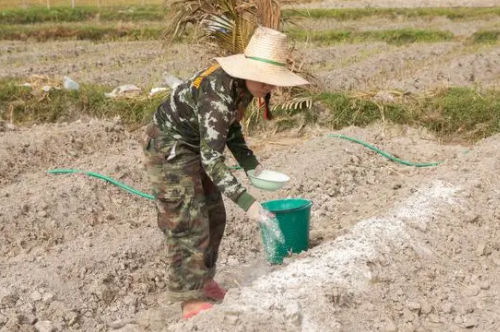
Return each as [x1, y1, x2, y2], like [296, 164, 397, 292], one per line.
[260, 198, 313, 264]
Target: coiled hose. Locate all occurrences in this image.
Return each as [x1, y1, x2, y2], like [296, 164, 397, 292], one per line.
[47, 134, 443, 200]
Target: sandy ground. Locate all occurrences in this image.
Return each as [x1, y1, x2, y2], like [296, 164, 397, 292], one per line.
[3, 38, 500, 94]
[306, 43, 500, 92]
[2, 39, 500, 93]
[297, 16, 500, 38]
[2, 119, 500, 332]
[0, 41, 205, 89]
[2, 1, 500, 331]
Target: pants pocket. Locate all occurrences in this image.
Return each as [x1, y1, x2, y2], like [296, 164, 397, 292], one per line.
[142, 124, 169, 163]
[156, 185, 192, 237]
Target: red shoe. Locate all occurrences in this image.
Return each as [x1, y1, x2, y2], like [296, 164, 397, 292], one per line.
[202, 279, 227, 301]
[182, 303, 213, 319]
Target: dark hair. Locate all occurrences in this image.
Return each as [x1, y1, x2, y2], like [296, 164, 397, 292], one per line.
[263, 92, 273, 120]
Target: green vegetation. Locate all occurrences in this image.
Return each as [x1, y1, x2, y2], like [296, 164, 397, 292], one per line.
[318, 88, 500, 141]
[287, 7, 500, 21]
[288, 28, 454, 45]
[0, 24, 457, 44]
[3, 6, 500, 25]
[0, 6, 165, 24]
[0, 79, 161, 125]
[0, 24, 162, 41]
[471, 30, 500, 43]
[2, 79, 499, 142]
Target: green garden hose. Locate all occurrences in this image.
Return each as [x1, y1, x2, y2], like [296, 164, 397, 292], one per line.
[47, 134, 442, 200]
[47, 169, 156, 200]
[47, 165, 243, 201]
[328, 134, 442, 167]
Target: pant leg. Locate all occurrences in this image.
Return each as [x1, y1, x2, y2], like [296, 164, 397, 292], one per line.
[201, 172, 226, 279]
[142, 124, 211, 302]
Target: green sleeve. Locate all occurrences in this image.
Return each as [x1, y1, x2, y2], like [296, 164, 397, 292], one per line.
[197, 85, 255, 211]
[226, 121, 259, 172]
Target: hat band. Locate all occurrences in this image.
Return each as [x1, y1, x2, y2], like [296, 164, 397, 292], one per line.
[246, 56, 286, 67]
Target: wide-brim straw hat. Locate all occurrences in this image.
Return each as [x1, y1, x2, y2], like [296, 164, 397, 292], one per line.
[215, 26, 309, 87]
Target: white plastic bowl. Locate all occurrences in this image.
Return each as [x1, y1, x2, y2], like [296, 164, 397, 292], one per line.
[247, 169, 290, 191]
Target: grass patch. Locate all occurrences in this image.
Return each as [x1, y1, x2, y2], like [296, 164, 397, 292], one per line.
[4, 6, 500, 24]
[286, 7, 500, 21]
[420, 88, 500, 139]
[471, 30, 500, 43]
[2, 78, 499, 142]
[0, 24, 162, 41]
[1, 25, 453, 44]
[0, 79, 161, 126]
[288, 28, 454, 45]
[318, 88, 500, 141]
[0, 6, 165, 24]
[0, 0, 163, 11]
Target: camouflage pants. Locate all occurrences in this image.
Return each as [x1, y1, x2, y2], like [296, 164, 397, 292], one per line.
[141, 123, 226, 302]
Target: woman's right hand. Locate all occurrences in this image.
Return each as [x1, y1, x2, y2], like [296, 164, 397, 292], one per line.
[247, 201, 262, 222]
[246, 201, 274, 222]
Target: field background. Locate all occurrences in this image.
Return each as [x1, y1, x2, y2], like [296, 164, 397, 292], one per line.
[2, 1, 500, 332]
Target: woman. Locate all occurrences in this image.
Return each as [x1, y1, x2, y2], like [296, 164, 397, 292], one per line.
[142, 26, 309, 319]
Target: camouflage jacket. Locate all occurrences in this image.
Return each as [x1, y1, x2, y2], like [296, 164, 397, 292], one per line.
[153, 65, 258, 211]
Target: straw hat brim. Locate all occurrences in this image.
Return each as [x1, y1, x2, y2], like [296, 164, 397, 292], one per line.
[215, 54, 309, 87]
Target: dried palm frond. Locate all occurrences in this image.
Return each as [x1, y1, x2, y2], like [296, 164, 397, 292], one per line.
[163, 0, 285, 56]
[243, 93, 314, 132]
[271, 96, 313, 112]
[163, 0, 317, 133]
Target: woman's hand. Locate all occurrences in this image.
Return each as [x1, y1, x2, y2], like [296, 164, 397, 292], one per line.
[247, 201, 263, 222]
[247, 201, 274, 222]
[252, 164, 264, 176]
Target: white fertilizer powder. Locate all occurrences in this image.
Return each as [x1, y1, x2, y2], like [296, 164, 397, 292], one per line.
[169, 180, 458, 332]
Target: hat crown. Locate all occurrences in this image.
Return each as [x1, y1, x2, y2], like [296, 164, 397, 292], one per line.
[244, 26, 288, 66]
[214, 26, 309, 87]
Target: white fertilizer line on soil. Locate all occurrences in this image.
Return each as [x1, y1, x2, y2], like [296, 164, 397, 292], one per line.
[171, 180, 458, 331]
[254, 180, 457, 291]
